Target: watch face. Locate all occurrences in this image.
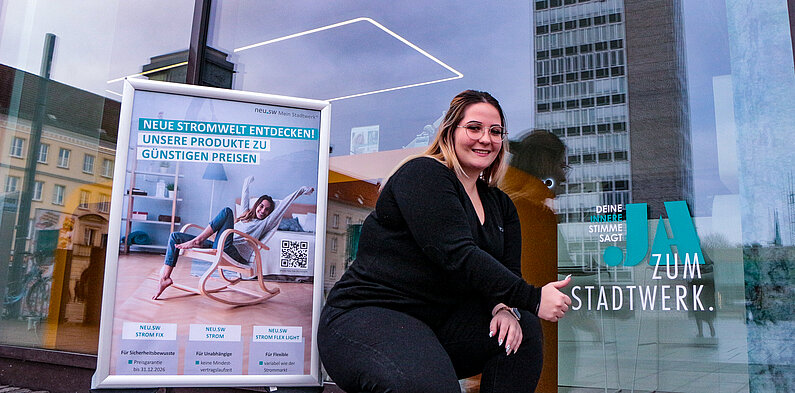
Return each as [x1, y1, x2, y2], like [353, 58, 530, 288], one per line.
[511, 308, 521, 321]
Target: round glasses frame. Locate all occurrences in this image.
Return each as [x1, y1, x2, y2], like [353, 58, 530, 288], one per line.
[456, 124, 508, 142]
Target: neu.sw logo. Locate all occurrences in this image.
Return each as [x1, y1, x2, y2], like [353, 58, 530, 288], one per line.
[603, 201, 704, 267]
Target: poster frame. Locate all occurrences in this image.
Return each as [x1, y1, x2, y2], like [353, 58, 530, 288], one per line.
[92, 78, 330, 388]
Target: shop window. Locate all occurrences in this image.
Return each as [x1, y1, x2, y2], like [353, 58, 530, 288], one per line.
[9, 137, 24, 158]
[38, 143, 49, 163]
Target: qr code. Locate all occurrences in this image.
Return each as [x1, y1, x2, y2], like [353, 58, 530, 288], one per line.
[280, 240, 309, 269]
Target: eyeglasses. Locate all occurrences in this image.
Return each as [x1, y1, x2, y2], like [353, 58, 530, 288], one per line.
[457, 122, 507, 142]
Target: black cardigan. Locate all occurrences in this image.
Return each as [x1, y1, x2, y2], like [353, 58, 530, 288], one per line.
[325, 157, 542, 326]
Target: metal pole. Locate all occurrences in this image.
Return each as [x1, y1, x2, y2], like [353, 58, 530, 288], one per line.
[7, 33, 56, 318]
[186, 0, 211, 85]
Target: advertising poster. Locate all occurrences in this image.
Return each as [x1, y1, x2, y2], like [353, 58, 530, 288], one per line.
[93, 79, 330, 388]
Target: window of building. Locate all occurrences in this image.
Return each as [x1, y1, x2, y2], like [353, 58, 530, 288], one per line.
[330, 264, 336, 278]
[9, 137, 24, 158]
[613, 122, 627, 132]
[595, 68, 610, 78]
[32, 181, 43, 201]
[565, 46, 578, 56]
[610, 66, 625, 76]
[595, 41, 608, 51]
[568, 183, 582, 193]
[564, 0, 576, 5]
[534, 0, 548, 11]
[601, 181, 614, 191]
[551, 74, 564, 84]
[598, 152, 612, 162]
[57, 148, 70, 168]
[549, 0, 562, 8]
[594, 15, 606, 25]
[580, 70, 594, 80]
[568, 155, 582, 164]
[332, 214, 339, 229]
[596, 96, 610, 106]
[330, 236, 338, 253]
[345, 216, 352, 226]
[612, 94, 626, 104]
[536, 25, 549, 35]
[551, 128, 565, 137]
[615, 180, 629, 190]
[98, 193, 110, 213]
[610, 39, 623, 49]
[5, 176, 19, 192]
[552, 101, 565, 111]
[578, 18, 591, 28]
[537, 103, 551, 112]
[550, 22, 563, 32]
[581, 98, 594, 107]
[537, 76, 550, 86]
[83, 154, 95, 174]
[614, 151, 628, 161]
[102, 158, 113, 177]
[537, 50, 549, 60]
[38, 143, 49, 163]
[79, 190, 91, 210]
[582, 153, 596, 163]
[52, 184, 65, 205]
[551, 48, 564, 57]
[566, 100, 579, 109]
[609, 13, 622, 23]
[566, 126, 580, 136]
[597, 123, 611, 133]
[565, 21, 577, 30]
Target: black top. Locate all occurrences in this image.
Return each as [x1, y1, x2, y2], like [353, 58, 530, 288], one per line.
[325, 157, 542, 326]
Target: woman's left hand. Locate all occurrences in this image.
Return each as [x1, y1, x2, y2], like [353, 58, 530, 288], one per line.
[490, 309, 522, 355]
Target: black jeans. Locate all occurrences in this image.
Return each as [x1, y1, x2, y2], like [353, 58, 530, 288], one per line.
[317, 302, 543, 393]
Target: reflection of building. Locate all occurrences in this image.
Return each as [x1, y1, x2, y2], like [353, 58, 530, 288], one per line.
[324, 175, 379, 292]
[0, 64, 119, 252]
[533, 0, 693, 268]
[350, 125, 380, 155]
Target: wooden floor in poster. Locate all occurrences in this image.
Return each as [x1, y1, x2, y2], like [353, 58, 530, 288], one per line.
[109, 252, 314, 376]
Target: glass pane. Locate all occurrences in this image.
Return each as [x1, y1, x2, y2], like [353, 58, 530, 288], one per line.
[0, 0, 194, 355]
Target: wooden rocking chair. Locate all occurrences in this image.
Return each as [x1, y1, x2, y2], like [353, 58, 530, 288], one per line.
[170, 223, 280, 306]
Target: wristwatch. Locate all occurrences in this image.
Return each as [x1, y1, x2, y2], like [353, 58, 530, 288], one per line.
[497, 306, 521, 321]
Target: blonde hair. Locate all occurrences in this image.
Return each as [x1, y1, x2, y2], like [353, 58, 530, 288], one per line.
[383, 90, 509, 189]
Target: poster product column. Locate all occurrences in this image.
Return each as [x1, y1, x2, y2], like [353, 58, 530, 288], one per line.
[93, 79, 330, 388]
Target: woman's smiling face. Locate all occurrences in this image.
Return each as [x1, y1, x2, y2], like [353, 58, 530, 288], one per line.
[255, 199, 273, 219]
[453, 102, 503, 178]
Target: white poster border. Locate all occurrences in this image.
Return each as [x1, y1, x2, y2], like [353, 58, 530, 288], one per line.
[92, 78, 330, 388]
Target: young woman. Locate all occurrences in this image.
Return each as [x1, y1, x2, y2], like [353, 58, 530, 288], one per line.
[152, 175, 313, 300]
[317, 90, 572, 393]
